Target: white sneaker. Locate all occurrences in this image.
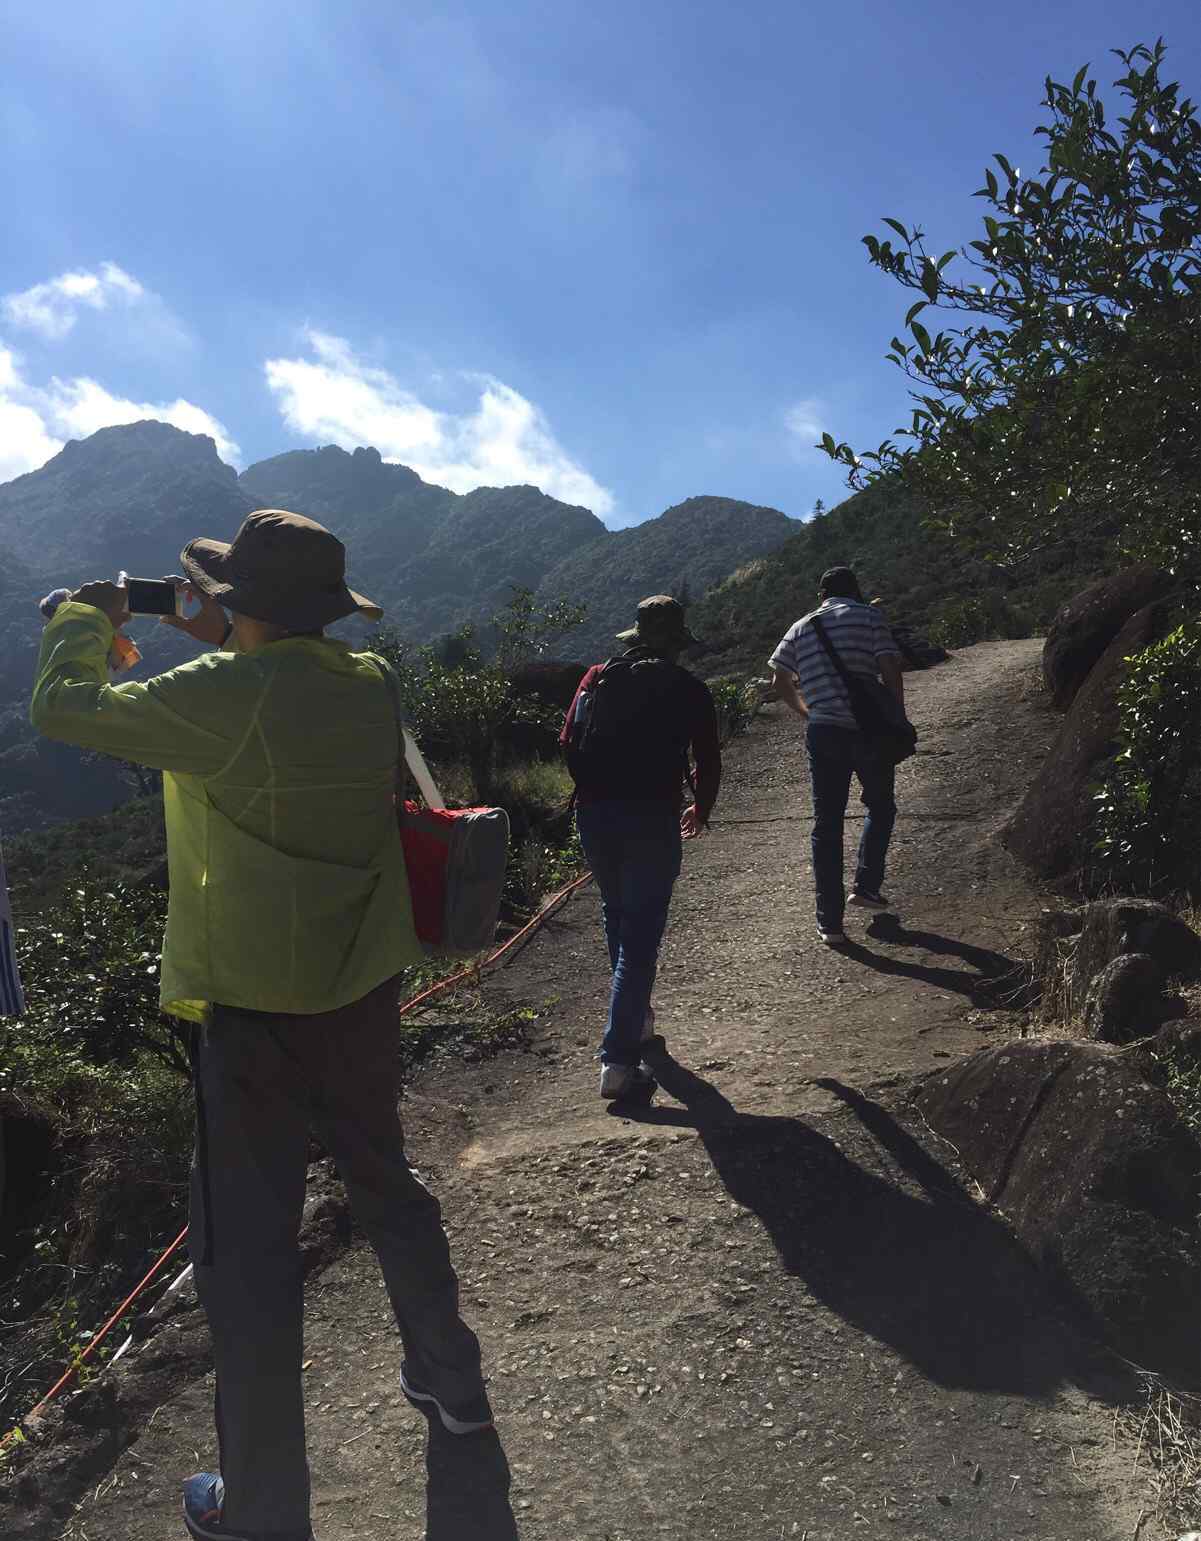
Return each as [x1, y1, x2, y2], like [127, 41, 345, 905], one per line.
[818, 928, 848, 946]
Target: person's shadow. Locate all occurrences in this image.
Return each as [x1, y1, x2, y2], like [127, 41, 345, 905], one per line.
[617, 1050, 1120, 1399]
[424, 1421, 520, 1539]
[832, 913, 1028, 1005]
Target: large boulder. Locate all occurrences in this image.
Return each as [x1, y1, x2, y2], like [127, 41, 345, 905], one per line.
[1073, 898, 1201, 1001]
[1002, 600, 1174, 880]
[1082, 953, 1162, 1043]
[1043, 567, 1174, 709]
[915, 1040, 1200, 1380]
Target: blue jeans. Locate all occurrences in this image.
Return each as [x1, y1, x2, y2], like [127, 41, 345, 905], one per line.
[576, 801, 683, 1066]
[806, 722, 897, 933]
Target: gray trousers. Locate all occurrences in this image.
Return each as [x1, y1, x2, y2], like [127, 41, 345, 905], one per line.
[190, 976, 484, 1535]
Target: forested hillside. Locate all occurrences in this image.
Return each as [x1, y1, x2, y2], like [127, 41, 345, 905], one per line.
[535, 495, 796, 661]
[241, 446, 608, 639]
[0, 427, 800, 826]
[688, 478, 1116, 676]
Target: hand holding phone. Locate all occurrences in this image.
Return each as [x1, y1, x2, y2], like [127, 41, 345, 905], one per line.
[159, 577, 231, 648]
[123, 576, 183, 616]
[71, 580, 131, 629]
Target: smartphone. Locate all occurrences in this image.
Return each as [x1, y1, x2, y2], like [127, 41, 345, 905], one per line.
[124, 578, 181, 616]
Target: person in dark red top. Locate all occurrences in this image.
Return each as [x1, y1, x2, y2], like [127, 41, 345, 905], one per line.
[561, 595, 721, 1101]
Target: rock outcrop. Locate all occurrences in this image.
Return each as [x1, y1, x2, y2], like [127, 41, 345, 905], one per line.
[916, 1040, 1201, 1380]
[1042, 567, 1174, 709]
[1002, 600, 1174, 880]
[1073, 898, 1201, 995]
[1082, 953, 1162, 1043]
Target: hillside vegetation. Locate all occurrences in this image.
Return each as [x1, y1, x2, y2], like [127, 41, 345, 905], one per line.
[536, 495, 796, 661]
[688, 477, 1112, 677]
[0, 429, 797, 828]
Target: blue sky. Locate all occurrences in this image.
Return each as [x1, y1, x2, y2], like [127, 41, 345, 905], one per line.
[2, 0, 1196, 526]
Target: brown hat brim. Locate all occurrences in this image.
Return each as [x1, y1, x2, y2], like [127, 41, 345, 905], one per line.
[182, 538, 383, 628]
[616, 623, 701, 646]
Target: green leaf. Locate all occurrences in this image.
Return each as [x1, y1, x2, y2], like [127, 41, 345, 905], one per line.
[937, 249, 957, 271]
[881, 217, 909, 240]
[911, 320, 932, 354]
[920, 261, 939, 302]
[995, 152, 1015, 181]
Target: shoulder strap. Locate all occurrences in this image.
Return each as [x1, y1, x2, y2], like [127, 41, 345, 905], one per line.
[810, 615, 858, 700]
[371, 657, 444, 810]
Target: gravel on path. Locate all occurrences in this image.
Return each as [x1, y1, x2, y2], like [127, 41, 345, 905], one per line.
[53, 640, 1147, 1541]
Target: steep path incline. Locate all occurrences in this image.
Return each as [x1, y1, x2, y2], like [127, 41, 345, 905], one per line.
[61, 641, 1142, 1541]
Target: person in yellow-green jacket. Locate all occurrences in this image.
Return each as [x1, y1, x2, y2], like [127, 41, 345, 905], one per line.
[32, 510, 492, 1541]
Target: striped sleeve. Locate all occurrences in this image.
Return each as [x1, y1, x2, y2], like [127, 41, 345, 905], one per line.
[768, 625, 800, 675]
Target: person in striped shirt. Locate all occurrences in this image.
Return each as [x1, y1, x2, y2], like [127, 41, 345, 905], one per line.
[769, 566, 905, 945]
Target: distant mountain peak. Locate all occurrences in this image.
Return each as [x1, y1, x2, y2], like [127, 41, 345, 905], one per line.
[56, 418, 233, 469]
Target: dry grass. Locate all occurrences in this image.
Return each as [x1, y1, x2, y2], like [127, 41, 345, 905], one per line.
[1033, 907, 1084, 1024]
[490, 757, 574, 814]
[1119, 1379, 1201, 1537]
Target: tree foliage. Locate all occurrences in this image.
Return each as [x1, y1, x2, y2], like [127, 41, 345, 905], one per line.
[369, 586, 585, 800]
[822, 41, 1200, 577]
[1093, 618, 1201, 897]
[8, 879, 185, 1078]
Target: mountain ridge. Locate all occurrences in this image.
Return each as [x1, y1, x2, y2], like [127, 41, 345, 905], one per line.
[0, 421, 803, 826]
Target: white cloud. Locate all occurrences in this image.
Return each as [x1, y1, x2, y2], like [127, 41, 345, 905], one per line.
[783, 398, 825, 451]
[45, 377, 241, 465]
[0, 343, 241, 481]
[2, 262, 147, 341]
[265, 330, 614, 517]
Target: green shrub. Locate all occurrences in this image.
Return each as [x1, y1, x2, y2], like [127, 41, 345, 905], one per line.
[926, 591, 1030, 650]
[8, 878, 186, 1083]
[507, 827, 585, 917]
[370, 588, 583, 803]
[709, 676, 753, 743]
[1094, 618, 1201, 898]
[1148, 1040, 1201, 1141]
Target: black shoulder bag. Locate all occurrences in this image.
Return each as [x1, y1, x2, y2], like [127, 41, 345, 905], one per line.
[810, 616, 917, 765]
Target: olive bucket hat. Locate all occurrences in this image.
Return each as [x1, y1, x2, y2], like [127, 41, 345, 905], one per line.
[615, 593, 701, 649]
[181, 509, 383, 629]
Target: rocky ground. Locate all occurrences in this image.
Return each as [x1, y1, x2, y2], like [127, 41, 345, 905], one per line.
[14, 640, 1158, 1540]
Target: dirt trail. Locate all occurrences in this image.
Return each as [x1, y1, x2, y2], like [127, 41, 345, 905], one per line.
[59, 640, 1145, 1541]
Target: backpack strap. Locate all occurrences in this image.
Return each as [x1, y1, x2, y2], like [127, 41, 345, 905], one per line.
[372, 657, 444, 810]
[810, 615, 859, 708]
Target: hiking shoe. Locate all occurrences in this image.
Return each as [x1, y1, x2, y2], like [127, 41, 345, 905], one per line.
[850, 890, 891, 910]
[182, 1473, 313, 1541]
[400, 1365, 494, 1435]
[818, 928, 848, 946]
[600, 1064, 657, 1102]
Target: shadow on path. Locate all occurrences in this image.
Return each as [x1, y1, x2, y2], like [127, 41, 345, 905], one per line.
[826, 915, 1027, 1004]
[617, 1053, 1113, 1400]
[424, 1422, 519, 1540]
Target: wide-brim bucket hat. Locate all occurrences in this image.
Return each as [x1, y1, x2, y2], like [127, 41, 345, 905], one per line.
[181, 509, 382, 629]
[615, 593, 701, 648]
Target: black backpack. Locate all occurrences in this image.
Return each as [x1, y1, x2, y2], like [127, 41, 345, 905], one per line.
[566, 651, 693, 796]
